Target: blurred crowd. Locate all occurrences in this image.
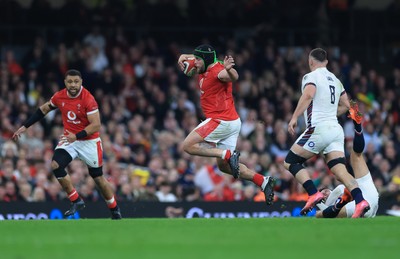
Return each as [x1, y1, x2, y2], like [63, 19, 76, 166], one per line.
[0, 0, 400, 207]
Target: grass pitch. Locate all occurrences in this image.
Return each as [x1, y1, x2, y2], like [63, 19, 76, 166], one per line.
[1, 217, 398, 259]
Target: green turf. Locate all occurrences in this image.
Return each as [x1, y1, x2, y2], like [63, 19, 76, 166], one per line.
[1, 217, 398, 259]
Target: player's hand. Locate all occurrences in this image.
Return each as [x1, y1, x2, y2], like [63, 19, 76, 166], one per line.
[224, 55, 235, 71]
[12, 126, 27, 140]
[177, 54, 192, 71]
[288, 118, 297, 136]
[61, 130, 77, 144]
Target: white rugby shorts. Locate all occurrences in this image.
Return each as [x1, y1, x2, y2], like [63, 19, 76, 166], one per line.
[296, 122, 345, 154]
[56, 137, 103, 168]
[194, 118, 241, 151]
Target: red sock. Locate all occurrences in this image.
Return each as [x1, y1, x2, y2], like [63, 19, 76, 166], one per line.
[252, 174, 264, 187]
[222, 150, 232, 161]
[106, 196, 117, 209]
[67, 189, 79, 202]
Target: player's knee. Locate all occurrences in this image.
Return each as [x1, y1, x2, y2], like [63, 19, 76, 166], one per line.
[182, 141, 194, 155]
[52, 149, 72, 178]
[288, 163, 305, 176]
[327, 157, 346, 170]
[89, 167, 103, 178]
[51, 160, 59, 171]
[284, 150, 307, 176]
[52, 149, 72, 169]
[53, 167, 67, 178]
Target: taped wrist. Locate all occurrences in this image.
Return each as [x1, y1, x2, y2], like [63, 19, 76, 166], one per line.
[23, 109, 45, 128]
[75, 130, 88, 139]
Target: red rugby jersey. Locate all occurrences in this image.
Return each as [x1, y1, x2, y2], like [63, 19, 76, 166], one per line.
[197, 62, 239, 121]
[50, 86, 100, 140]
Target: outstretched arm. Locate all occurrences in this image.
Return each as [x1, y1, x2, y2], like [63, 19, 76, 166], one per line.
[12, 101, 55, 140]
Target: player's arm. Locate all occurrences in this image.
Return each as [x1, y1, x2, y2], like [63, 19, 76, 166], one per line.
[218, 55, 239, 82]
[65, 111, 101, 142]
[337, 91, 350, 116]
[12, 101, 56, 140]
[287, 84, 316, 135]
[84, 111, 101, 136]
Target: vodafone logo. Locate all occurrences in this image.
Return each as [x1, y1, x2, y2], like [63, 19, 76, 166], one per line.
[67, 111, 76, 121]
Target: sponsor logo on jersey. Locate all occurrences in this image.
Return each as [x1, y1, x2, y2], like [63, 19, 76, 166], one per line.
[67, 111, 81, 124]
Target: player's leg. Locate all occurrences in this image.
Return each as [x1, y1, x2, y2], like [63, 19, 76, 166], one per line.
[183, 118, 241, 178]
[324, 121, 370, 218]
[183, 129, 223, 158]
[284, 143, 324, 215]
[89, 167, 122, 220]
[348, 103, 369, 179]
[78, 139, 121, 219]
[318, 188, 353, 218]
[350, 147, 369, 180]
[325, 151, 370, 218]
[216, 157, 276, 205]
[52, 147, 85, 216]
[316, 208, 347, 218]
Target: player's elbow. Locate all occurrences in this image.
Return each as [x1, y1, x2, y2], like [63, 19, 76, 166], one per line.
[231, 71, 239, 82]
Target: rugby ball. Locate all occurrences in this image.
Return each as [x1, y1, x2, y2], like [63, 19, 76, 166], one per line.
[183, 58, 196, 77]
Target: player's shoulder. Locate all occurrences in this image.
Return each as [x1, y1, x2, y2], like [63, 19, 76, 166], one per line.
[81, 87, 98, 106]
[302, 71, 316, 83]
[52, 88, 67, 99]
[81, 87, 95, 99]
[210, 62, 224, 74]
[325, 70, 343, 87]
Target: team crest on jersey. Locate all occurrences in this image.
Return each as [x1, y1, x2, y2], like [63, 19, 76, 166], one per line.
[308, 141, 315, 148]
[303, 75, 308, 81]
[62, 102, 65, 107]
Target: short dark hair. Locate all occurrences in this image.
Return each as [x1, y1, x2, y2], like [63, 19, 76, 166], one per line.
[310, 48, 327, 62]
[65, 69, 82, 78]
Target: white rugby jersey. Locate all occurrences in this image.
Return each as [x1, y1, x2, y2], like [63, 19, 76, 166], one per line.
[301, 67, 345, 127]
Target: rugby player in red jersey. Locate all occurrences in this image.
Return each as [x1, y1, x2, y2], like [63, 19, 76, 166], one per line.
[178, 45, 275, 205]
[13, 69, 121, 219]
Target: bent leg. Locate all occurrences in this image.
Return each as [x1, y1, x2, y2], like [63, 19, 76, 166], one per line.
[284, 144, 315, 185]
[326, 151, 359, 191]
[90, 168, 114, 201]
[90, 167, 121, 219]
[183, 130, 223, 158]
[51, 149, 74, 195]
